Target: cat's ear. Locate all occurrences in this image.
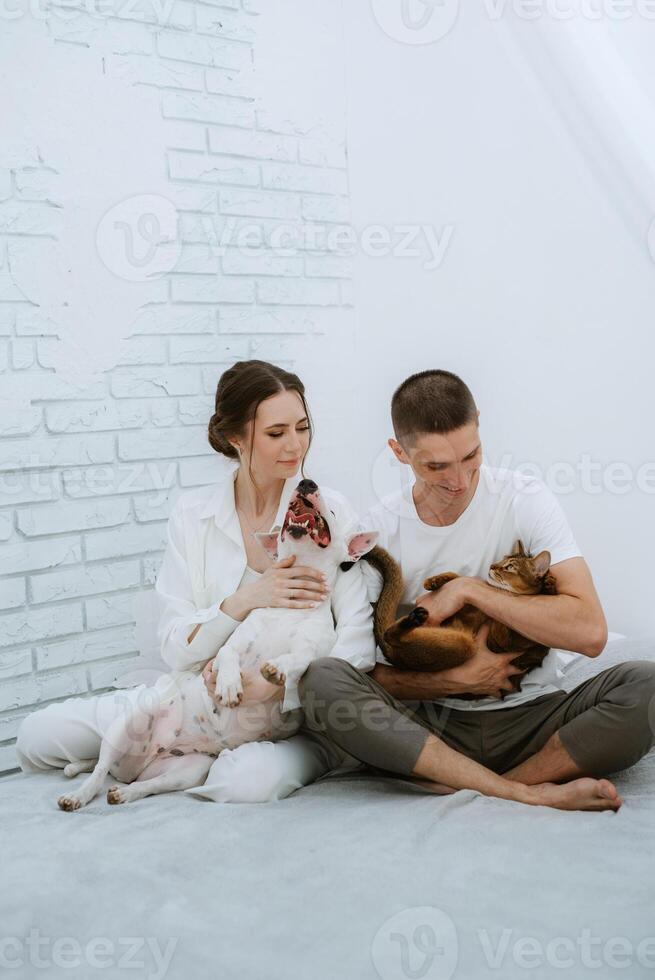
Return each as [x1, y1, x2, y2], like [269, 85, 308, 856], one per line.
[255, 531, 279, 561]
[515, 539, 526, 556]
[532, 550, 551, 576]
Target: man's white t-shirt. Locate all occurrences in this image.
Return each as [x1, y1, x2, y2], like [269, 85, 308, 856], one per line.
[362, 463, 583, 711]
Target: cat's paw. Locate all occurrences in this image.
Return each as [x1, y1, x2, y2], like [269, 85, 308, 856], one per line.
[261, 661, 286, 686]
[405, 606, 429, 628]
[423, 572, 458, 592]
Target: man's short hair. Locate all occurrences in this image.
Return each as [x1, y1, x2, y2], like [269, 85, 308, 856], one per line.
[391, 369, 478, 445]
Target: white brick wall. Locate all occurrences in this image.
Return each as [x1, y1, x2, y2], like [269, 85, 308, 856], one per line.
[0, 1, 352, 774]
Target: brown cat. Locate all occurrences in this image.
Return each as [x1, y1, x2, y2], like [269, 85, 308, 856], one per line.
[364, 541, 556, 698]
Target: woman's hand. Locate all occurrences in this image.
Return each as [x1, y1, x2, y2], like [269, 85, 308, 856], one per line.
[202, 658, 217, 698]
[202, 659, 283, 705]
[219, 555, 330, 621]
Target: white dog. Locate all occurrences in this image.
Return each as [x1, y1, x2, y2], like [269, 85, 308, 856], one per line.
[57, 479, 377, 810]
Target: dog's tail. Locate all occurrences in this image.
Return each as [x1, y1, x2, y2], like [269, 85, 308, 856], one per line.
[362, 545, 404, 660]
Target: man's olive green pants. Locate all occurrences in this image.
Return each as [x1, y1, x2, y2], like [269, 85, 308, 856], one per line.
[298, 658, 655, 779]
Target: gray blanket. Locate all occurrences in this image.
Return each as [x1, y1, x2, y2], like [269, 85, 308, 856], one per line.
[3, 638, 655, 980]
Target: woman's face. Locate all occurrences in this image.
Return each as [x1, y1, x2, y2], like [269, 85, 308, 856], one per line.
[238, 390, 311, 483]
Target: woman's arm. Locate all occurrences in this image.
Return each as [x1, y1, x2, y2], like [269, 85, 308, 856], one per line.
[156, 499, 243, 673]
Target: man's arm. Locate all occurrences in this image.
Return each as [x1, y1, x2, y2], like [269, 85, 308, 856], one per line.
[371, 623, 526, 700]
[419, 557, 608, 658]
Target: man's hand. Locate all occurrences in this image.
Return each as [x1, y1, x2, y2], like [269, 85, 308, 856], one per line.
[371, 622, 528, 701]
[414, 576, 483, 625]
[202, 659, 283, 705]
[453, 622, 526, 698]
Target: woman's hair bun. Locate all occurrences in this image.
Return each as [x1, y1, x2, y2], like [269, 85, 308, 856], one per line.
[208, 413, 239, 459]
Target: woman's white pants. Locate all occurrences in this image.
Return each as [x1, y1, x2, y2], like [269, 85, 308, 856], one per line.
[15, 684, 352, 803]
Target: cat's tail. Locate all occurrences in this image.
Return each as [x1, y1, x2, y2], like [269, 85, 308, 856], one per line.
[361, 545, 404, 659]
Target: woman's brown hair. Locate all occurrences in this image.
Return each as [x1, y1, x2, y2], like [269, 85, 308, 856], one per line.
[208, 359, 313, 472]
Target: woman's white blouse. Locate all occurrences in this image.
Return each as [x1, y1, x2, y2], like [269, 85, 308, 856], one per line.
[154, 466, 377, 709]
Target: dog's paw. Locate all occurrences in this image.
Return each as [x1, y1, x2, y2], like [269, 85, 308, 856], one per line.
[63, 763, 78, 778]
[107, 785, 126, 805]
[406, 606, 429, 628]
[260, 661, 286, 686]
[216, 673, 244, 708]
[57, 795, 82, 811]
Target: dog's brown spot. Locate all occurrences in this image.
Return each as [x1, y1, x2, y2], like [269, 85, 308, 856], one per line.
[170, 748, 184, 756]
[157, 746, 165, 754]
[199, 715, 205, 723]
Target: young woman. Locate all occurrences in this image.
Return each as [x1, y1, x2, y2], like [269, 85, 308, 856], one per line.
[16, 360, 376, 802]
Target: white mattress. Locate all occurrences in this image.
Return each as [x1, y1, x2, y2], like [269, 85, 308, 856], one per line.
[2, 635, 654, 980]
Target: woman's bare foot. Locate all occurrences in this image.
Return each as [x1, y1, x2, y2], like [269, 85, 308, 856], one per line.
[524, 777, 622, 812]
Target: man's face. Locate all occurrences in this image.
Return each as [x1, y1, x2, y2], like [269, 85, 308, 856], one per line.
[389, 417, 482, 503]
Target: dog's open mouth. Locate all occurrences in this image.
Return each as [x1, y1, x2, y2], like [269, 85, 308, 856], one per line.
[282, 493, 331, 548]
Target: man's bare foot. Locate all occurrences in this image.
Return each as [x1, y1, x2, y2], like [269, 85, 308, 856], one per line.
[525, 777, 622, 812]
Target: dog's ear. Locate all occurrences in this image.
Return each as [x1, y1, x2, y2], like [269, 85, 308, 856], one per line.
[345, 531, 379, 562]
[255, 531, 279, 562]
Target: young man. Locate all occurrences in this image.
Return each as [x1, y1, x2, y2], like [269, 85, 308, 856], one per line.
[299, 369, 655, 811]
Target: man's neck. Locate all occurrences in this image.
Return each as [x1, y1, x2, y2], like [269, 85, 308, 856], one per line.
[412, 468, 480, 527]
